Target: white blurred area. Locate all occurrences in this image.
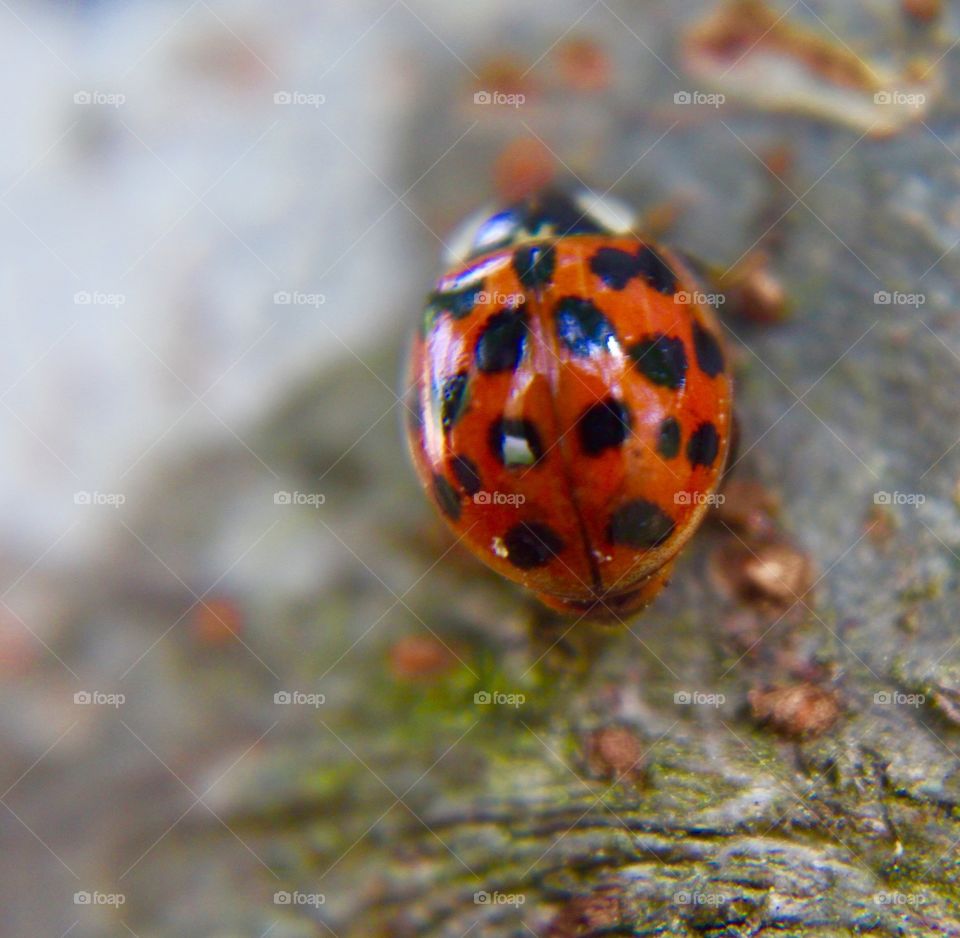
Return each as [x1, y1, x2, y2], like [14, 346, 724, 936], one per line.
[1, 0, 416, 561]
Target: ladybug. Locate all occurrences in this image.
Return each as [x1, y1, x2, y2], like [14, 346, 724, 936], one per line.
[405, 187, 733, 618]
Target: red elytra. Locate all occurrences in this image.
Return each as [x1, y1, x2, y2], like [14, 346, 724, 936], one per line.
[405, 188, 733, 618]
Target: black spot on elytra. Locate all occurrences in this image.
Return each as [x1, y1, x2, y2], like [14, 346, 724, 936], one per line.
[635, 246, 677, 295]
[424, 281, 484, 331]
[450, 454, 482, 496]
[432, 474, 461, 521]
[588, 245, 678, 294]
[513, 244, 556, 289]
[628, 333, 688, 390]
[578, 398, 631, 456]
[692, 320, 725, 378]
[589, 247, 638, 290]
[687, 422, 720, 468]
[503, 521, 564, 569]
[608, 499, 675, 549]
[475, 307, 528, 373]
[440, 372, 469, 431]
[554, 297, 616, 357]
[656, 416, 681, 459]
[489, 416, 543, 468]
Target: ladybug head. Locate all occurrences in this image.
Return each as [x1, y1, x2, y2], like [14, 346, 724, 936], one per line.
[444, 186, 636, 266]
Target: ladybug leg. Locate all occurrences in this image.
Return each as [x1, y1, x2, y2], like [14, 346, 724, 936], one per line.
[524, 600, 612, 675]
[674, 249, 787, 323]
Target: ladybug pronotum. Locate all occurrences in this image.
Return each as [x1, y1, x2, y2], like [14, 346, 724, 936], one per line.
[405, 187, 733, 618]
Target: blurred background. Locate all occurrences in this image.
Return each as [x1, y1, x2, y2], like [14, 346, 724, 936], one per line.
[3, 0, 960, 935]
